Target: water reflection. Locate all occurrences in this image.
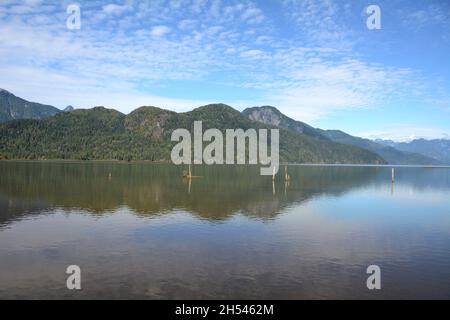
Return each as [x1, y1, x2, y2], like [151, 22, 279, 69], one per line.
[0, 161, 449, 299]
[0, 161, 417, 223]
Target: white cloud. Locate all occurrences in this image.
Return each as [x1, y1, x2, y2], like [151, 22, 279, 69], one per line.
[241, 5, 264, 24]
[0, 65, 212, 113]
[241, 50, 418, 122]
[270, 85, 369, 122]
[102, 3, 131, 15]
[282, 0, 342, 42]
[150, 25, 171, 37]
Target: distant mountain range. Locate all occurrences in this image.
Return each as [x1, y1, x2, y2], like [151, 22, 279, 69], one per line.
[376, 138, 450, 164]
[0, 89, 448, 165]
[317, 130, 442, 165]
[243, 106, 445, 165]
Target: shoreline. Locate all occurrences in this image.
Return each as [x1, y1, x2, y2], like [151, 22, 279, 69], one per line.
[1, 159, 450, 168]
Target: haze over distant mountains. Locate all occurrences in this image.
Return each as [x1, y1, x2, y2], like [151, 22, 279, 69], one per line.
[317, 130, 442, 165]
[0, 89, 448, 165]
[243, 106, 448, 165]
[376, 138, 450, 164]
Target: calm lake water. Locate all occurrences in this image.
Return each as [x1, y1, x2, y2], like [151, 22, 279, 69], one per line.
[0, 161, 449, 299]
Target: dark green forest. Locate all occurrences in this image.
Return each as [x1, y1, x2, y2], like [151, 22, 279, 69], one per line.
[0, 104, 386, 164]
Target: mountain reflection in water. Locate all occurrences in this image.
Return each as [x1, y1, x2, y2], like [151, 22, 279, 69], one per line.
[0, 161, 449, 299]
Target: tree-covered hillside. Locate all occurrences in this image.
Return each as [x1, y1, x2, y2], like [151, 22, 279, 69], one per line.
[0, 104, 386, 164]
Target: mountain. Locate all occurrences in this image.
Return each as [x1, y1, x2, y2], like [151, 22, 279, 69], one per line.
[242, 106, 328, 140]
[64, 105, 74, 112]
[0, 88, 61, 122]
[0, 103, 385, 164]
[318, 130, 442, 165]
[374, 139, 396, 147]
[377, 138, 450, 164]
[243, 106, 441, 165]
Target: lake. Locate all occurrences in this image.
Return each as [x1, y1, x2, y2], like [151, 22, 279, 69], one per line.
[0, 161, 449, 299]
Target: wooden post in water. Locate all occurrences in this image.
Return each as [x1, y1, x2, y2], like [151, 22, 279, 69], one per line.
[188, 177, 191, 194]
[284, 165, 290, 181]
[391, 168, 395, 183]
[272, 166, 276, 181]
[183, 164, 201, 179]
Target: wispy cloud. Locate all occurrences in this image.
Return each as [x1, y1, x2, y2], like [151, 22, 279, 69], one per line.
[0, 0, 276, 110]
[151, 25, 171, 37]
[401, 2, 450, 29]
[102, 3, 131, 15]
[0, 0, 449, 140]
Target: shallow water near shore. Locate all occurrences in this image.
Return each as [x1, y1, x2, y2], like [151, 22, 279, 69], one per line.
[0, 161, 449, 299]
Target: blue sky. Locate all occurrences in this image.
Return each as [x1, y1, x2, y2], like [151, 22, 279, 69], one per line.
[0, 0, 449, 141]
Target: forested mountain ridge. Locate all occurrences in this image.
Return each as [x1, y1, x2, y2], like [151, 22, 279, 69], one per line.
[0, 103, 386, 164]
